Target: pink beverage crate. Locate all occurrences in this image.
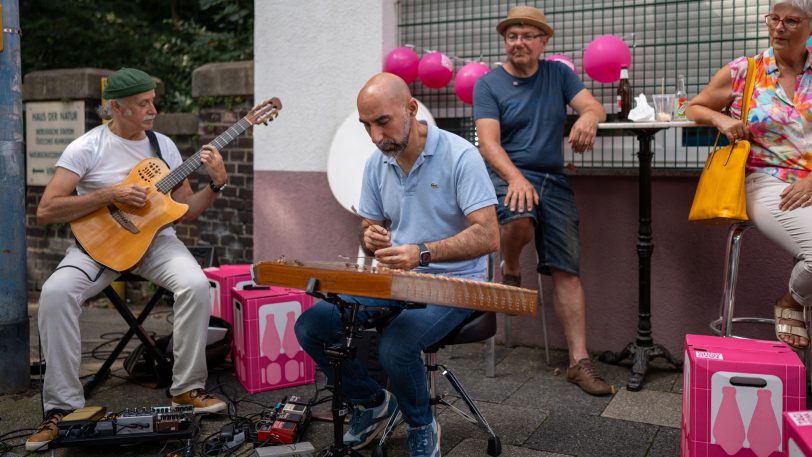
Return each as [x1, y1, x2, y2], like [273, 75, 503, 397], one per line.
[232, 287, 315, 394]
[204, 264, 255, 326]
[785, 411, 812, 456]
[682, 334, 806, 457]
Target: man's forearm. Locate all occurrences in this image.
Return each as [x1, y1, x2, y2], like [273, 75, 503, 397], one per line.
[479, 142, 523, 182]
[425, 220, 499, 263]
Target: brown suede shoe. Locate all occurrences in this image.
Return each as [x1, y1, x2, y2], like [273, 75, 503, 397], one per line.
[25, 409, 70, 452]
[566, 358, 613, 396]
[171, 388, 227, 414]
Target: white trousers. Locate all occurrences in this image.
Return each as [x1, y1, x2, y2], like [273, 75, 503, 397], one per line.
[746, 172, 812, 306]
[38, 235, 211, 412]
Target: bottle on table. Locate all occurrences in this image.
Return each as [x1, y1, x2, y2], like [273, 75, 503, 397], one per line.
[617, 65, 632, 120]
[674, 74, 688, 120]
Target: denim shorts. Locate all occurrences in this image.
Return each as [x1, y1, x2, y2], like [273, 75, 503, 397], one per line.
[490, 170, 580, 275]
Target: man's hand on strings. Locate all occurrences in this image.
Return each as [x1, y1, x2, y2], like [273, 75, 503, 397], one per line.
[363, 224, 392, 253]
[375, 244, 419, 270]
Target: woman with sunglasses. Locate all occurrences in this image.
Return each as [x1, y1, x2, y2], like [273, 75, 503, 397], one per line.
[686, 0, 812, 350]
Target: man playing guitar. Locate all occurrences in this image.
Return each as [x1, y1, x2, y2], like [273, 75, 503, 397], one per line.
[27, 68, 227, 452]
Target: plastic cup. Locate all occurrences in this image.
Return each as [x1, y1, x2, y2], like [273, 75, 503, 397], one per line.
[653, 94, 675, 122]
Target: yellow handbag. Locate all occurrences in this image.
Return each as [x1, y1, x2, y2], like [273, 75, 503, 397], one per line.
[688, 57, 756, 224]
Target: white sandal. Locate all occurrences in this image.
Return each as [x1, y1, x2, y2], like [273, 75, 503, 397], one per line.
[774, 305, 809, 349]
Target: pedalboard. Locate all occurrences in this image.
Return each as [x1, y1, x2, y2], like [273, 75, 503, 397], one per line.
[51, 404, 195, 448]
[253, 441, 315, 457]
[256, 396, 312, 445]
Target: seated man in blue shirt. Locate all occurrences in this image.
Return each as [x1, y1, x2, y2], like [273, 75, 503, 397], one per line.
[295, 72, 499, 457]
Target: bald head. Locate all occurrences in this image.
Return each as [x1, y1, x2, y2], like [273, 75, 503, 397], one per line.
[357, 72, 413, 109]
[357, 73, 419, 158]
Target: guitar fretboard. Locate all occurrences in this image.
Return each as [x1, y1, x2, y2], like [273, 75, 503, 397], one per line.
[155, 118, 253, 193]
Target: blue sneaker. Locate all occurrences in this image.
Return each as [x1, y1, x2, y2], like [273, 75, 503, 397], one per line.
[343, 389, 398, 449]
[406, 418, 441, 457]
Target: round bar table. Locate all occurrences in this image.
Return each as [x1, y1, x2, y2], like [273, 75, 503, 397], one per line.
[596, 120, 697, 391]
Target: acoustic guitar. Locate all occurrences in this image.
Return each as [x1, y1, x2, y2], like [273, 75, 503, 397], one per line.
[71, 97, 282, 272]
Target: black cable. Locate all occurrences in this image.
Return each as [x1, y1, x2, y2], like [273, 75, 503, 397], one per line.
[52, 262, 106, 283]
[37, 335, 44, 422]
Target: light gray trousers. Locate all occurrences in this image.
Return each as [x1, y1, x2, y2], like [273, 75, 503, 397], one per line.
[38, 235, 211, 412]
[746, 172, 812, 306]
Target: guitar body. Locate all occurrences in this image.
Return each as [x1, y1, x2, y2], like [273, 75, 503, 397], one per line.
[71, 158, 189, 272]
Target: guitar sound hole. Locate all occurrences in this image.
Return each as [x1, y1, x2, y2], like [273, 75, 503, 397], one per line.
[138, 163, 162, 183]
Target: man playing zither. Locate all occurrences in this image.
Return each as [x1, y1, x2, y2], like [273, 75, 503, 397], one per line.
[27, 68, 227, 452]
[294, 72, 499, 457]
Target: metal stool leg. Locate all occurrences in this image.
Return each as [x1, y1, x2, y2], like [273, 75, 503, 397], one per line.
[537, 273, 550, 365]
[709, 222, 774, 337]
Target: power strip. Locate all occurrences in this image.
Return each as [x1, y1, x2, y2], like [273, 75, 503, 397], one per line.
[254, 442, 315, 457]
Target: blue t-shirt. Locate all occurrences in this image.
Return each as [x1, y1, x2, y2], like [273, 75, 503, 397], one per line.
[473, 61, 585, 173]
[358, 124, 497, 277]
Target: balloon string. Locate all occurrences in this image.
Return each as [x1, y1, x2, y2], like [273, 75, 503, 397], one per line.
[402, 32, 635, 65]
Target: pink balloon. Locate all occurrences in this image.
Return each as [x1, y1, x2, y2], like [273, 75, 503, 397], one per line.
[545, 53, 578, 75]
[583, 35, 632, 83]
[454, 62, 490, 105]
[418, 52, 454, 89]
[383, 47, 420, 84]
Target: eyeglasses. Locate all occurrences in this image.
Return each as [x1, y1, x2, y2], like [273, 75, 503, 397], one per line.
[505, 33, 545, 44]
[764, 14, 809, 30]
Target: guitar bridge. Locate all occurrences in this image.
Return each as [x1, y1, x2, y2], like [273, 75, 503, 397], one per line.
[108, 205, 140, 234]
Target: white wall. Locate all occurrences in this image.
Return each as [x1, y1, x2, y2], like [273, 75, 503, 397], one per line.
[254, 0, 397, 172]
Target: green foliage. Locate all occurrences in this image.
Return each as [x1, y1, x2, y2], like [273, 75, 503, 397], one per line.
[20, 0, 253, 113]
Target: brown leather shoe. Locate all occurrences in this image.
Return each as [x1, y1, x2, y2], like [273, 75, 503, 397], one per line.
[566, 358, 613, 396]
[171, 388, 227, 414]
[25, 409, 70, 452]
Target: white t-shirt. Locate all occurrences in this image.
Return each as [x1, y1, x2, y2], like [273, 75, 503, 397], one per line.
[57, 124, 184, 237]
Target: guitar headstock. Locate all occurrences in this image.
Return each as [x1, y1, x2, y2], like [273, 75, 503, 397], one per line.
[247, 97, 282, 126]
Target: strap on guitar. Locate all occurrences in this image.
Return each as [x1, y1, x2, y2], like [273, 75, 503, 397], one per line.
[146, 130, 168, 166]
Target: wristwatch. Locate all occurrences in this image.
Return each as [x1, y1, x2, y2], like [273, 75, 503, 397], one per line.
[209, 180, 227, 193]
[417, 243, 431, 267]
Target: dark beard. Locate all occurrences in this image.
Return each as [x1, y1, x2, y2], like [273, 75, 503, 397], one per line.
[377, 122, 411, 158]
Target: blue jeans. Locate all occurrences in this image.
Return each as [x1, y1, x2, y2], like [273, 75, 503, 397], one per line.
[295, 295, 473, 427]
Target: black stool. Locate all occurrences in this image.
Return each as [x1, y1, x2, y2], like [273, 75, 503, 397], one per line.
[83, 273, 173, 397]
[374, 311, 502, 457]
[83, 246, 217, 397]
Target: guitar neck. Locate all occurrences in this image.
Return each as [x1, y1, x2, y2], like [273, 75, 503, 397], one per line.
[155, 117, 253, 193]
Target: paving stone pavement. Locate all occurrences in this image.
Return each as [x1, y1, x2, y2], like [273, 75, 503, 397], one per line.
[0, 300, 686, 456]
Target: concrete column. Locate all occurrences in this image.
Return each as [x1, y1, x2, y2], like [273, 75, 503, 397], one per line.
[0, 0, 28, 393]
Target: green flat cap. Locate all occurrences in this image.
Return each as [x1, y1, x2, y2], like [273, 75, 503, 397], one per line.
[103, 67, 156, 99]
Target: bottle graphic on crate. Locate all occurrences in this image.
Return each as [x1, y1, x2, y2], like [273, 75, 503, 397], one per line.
[674, 74, 688, 120]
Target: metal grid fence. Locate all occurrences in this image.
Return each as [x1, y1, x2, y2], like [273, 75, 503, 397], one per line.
[398, 0, 772, 171]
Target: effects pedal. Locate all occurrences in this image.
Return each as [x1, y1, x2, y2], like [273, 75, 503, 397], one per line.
[114, 407, 155, 434]
[256, 397, 311, 444]
[58, 406, 107, 438]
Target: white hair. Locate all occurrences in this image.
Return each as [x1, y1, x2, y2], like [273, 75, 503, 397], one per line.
[773, 0, 812, 25]
[95, 98, 127, 120]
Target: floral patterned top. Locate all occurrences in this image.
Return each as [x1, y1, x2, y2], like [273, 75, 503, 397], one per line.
[728, 47, 812, 183]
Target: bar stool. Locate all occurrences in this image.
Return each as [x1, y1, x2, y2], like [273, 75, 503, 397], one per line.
[374, 311, 502, 457]
[501, 253, 551, 365]
[709, 222, 775, 337]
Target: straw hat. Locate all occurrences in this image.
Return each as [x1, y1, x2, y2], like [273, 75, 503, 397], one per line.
[496, 6, 554, 38]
